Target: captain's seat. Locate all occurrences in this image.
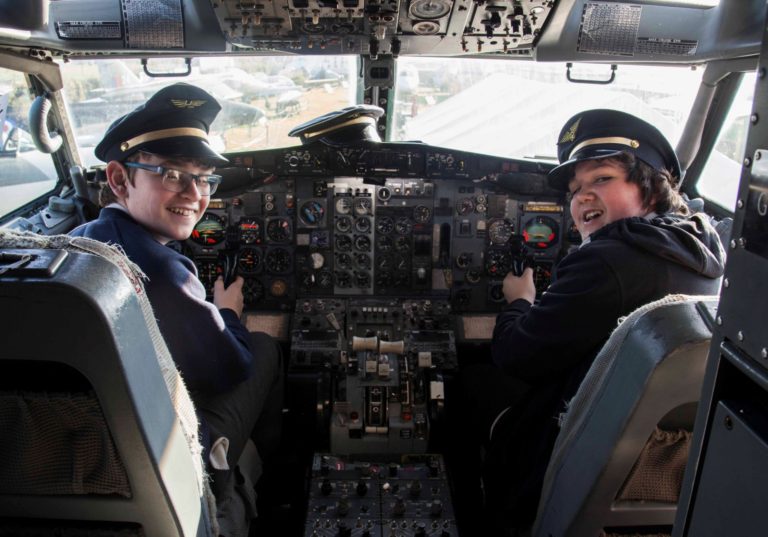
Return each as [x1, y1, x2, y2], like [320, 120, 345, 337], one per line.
[0, 230, 216, 536]
[532, 294, 719, 537]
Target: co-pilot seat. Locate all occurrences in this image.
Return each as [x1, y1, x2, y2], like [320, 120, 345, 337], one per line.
[532, 294, 719, 537]
[0, 231, 215, 536]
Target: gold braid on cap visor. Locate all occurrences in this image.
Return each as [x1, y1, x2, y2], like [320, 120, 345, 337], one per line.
[119, 127, 209, 152]
[568, 136, 640, 160]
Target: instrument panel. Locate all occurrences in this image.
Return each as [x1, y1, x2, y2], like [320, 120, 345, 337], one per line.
[179, 141, 576, 315]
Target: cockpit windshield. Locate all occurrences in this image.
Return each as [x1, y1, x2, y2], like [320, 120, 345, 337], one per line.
[61, 56, 359, 166]
[390, 58, 703, 160]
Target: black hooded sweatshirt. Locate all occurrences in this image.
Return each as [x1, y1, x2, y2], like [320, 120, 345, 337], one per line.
[486, 212, 725, 529]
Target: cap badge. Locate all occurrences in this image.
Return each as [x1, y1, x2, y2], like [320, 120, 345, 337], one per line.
[559, 117, 581, 144]
[170, 99, 206, 109]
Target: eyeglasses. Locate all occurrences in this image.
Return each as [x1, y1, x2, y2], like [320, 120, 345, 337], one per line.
[123, 162, 222, 196]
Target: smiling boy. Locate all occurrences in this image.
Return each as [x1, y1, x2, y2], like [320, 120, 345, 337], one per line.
[477, 109, 726, 534]
[71, 83, 282, 536]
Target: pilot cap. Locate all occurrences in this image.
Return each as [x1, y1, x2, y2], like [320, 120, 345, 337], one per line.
[95, 82, 228, 166]
[288, 104, 384, 145]
[548, 109, 680, 191]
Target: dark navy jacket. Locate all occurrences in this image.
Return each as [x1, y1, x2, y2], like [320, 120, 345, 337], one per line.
[488, 212, 725, 527]
[71, 207, 256, 451]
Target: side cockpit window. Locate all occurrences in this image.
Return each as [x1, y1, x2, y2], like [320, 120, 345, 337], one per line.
[0, 69, 58, 218]
[696, 72, 757, 212]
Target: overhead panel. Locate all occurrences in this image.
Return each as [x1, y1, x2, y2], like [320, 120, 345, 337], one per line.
[209, 0, 556, 56]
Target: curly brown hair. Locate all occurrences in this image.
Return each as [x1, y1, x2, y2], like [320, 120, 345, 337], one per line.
[601, 152, 688, 215]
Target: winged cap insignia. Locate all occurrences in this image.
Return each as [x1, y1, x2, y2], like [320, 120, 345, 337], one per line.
[560, 117, 581, 144]
[170, 99, 207, 109]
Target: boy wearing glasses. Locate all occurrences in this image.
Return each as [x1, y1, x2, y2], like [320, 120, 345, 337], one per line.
[71, 83, 281, 537]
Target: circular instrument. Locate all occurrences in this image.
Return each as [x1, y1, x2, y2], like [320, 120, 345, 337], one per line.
[335, 197, 352, 215]
[395, 217, 413, 235]
[299, 200, 325, 226]
[413, 205, 432, 224]
[266, 248, 292, 273]
[266, 217, 292, 242]
[376, 216, 394, 234]
[522, 215, 559, 249]
[354, 197, 372, 215]
[238, 217, 262, 244]
[488, 219, 515, 245]
[485, 249, 511, 276]
[237, 247, 262, 275]
[190, 213, 226, 246]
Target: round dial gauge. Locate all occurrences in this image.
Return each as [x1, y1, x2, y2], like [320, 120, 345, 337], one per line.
[191, 213, 226, 246]
[354, 197, 372, 215]
[488, 219, 515, 245]
[266, 218, 291, 242]
[317, 270, 333, 288]
[335, 217, 352, 233]
[456, 198, 475, 216]
[335, 253, 352, 270]
[270, 279, 288, 297]
[523, 216, 559, 249]
[413, 205, 432, 224]
[299, 200, 325, 226]
[266, 248, 292, 273]
[376, 272, 394, 287]
[393, 255, 409, 271]
[355, 217, 372, 233]
[335, 235, 352, 252]
[355, 271, 371, 288]
[395, 236, 410, 252]
[395, 217, 413, 235]
[409, 0, 451, 19]
[335, 197, 352, 215]
[376, 235, 393, 252]
[376, 216, 394, 234]
[238, 217, 262, 245]
[485, 250, 511, 277]
[354, 235, 371, 251]
[335, 271, 352, 288]
[355, 253, 371, 270]
[242, 279, 265, 304]
[237, 247, 262, 275]
[377, 254, 393, 271]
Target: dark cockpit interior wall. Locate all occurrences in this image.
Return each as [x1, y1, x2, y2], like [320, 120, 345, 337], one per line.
[0, 0, 767, 536]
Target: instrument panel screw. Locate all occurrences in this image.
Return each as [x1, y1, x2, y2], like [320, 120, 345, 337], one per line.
[716, 316, 722, 326]
[762, 348, 767, 359]
[724, 415, 733, 430]
[737, 199, 744, 209]
[738, 331, 744, 341]
[729, 239, 736, 249]
[751, 113, 759, 124]
[738, 237, 746, 248]
[744, 157, 752, 167]
[723, 278, 729, 288]
[760, 67, 767, 79]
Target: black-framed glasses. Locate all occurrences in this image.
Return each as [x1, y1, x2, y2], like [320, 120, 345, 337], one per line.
[124, 162, 222, 196]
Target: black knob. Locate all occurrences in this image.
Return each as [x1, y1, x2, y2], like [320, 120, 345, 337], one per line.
[429, 499, 444, 517]
[409, 479, 422, 498]
[392, 496, 406, 517]
[415, 522, 427, 537]
[337, 522, 352, 537]
[388, 463, 399, 477]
